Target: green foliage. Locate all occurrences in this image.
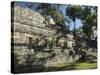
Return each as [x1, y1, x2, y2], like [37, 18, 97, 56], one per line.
[82, 24, 92, 39]
[81, 6, 97, 39]
[66, 5, 97, 39]
[36, 4, 66, 25]
[66, 5, 81, 22]
[66, 5, 81, 34]
[52, 10, 65, 25]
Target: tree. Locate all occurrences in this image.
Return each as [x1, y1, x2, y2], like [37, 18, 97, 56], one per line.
[36, 3, 66, 25]
[52, 10, 65, 25]
[66, 5, 97, 39]
[66, 5, 81, 34]
[81, 6, 97, 39]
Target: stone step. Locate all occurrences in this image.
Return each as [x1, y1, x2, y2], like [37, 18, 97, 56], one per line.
[43, 47, 61, 51]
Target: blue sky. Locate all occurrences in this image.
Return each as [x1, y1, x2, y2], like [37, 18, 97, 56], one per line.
[59, 5, 83, 30]
[69, 19, 83, 30]
[18, 2, 83, 30]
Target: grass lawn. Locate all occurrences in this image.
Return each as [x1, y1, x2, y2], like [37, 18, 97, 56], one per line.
[46, 61, 97, 71]
[72, 62, 97, 69]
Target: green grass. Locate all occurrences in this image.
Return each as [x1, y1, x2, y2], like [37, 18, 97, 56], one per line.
[73, 62, 97, 69]
[46, 61, 97, 71]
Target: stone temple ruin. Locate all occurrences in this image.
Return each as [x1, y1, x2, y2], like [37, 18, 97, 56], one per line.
[11, 4, 97, 72]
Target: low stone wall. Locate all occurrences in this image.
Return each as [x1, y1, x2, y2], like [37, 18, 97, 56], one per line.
[13, 47, 80, 67]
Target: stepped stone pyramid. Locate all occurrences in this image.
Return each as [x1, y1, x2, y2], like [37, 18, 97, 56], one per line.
[11, 4, 80, 70]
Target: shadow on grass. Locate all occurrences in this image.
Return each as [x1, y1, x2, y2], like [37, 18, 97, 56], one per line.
[45, 60, 97, 72]
[13, 59, 97, 74]
[45, 64, 77, 72]
[13, 61, 97, 74]
[77, 59, 97, 64]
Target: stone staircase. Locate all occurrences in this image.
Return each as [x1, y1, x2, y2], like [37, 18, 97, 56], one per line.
[13, 46, 80, 68]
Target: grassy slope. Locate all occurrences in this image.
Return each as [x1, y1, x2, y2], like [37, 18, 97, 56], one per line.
[46, 61, 97, 71]
[73, 62, 97, 69]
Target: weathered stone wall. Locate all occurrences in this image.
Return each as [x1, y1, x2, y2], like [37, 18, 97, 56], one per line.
[12, 4, 78, 68]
